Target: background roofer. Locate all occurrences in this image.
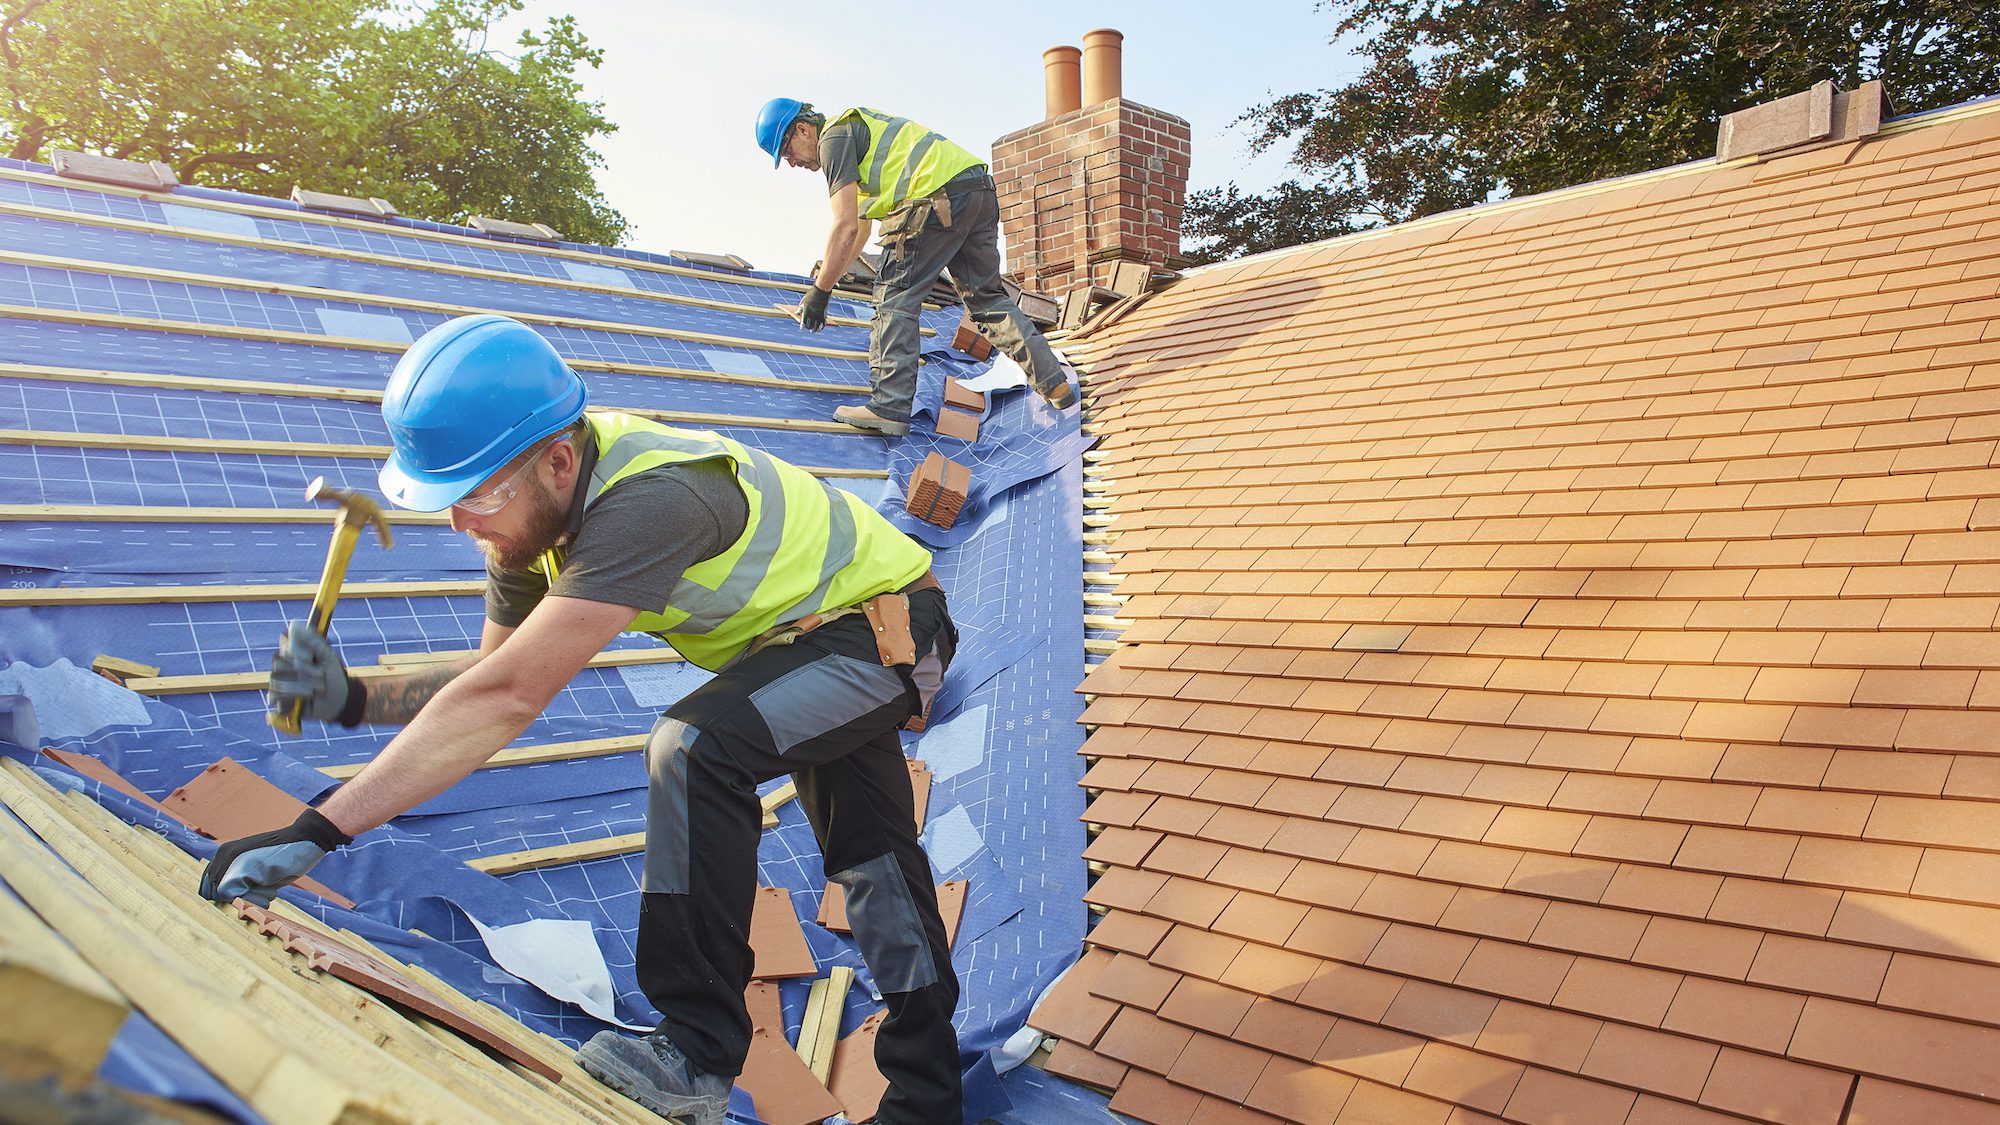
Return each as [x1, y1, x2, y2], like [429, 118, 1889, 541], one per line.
[756, 97, 1076, 436]
[199, 314, 966, 1125]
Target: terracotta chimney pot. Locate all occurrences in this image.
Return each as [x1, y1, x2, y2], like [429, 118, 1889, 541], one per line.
[1043, 46, 1081, 119]
[1081, 28, 1123, 105]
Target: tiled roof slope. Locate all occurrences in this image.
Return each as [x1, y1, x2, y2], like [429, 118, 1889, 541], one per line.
[1035, 99, 2000, 1125]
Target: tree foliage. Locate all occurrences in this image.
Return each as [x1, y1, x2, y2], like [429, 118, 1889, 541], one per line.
[0, 0, 627, 244]
[1184, 0, 2000, 263]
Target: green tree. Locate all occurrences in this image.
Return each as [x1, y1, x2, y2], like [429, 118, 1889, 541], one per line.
[0, 0, 626, 244]
[1184, 0, 2000, 263]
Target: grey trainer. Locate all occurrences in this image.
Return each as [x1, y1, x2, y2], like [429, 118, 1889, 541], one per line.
[576, 1030, 732, 1124]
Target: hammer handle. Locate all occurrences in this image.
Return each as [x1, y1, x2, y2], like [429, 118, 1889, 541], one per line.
[268, 520, 366, 736]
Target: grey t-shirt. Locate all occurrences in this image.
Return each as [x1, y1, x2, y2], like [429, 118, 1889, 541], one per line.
[484, 458, 750, 628]
[820, 118, 865, 195]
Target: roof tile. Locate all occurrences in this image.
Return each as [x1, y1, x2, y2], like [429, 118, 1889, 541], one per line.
[1402, 1042, 1527, 1116]
[1381, 980, 1500, 1046]
[1698, 1048, 1852, 1124]
[1088, 910, 1174, 958]
[1315, 1017, 1428, 1086]
[1846, 1077, 2000, 1125]
[1579, 1022, 1720, 1102]
[1503, 1067, 1639, 1125]
[1551, 958, 1684, 1027]
[1094, 1006, 1196, 1074]
[1091, 951, 1181, 1011]
[1158, 976, 1259, 1038]
[1105, 1067, 1203, 1125]
[1661, 975, 1806, 1054]
[1028, 948, 1122, 1046]
[1453, 939, 1576, 1005]
[1364, 922, 1479, 982]
[1245, 1054, 1359, 1122]
[1164, 1030, 1272, 1103]
[1631, 915, 1763, 979]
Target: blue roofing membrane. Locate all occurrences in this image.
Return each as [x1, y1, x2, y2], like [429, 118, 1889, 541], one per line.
[0, 158, 1110, 1123]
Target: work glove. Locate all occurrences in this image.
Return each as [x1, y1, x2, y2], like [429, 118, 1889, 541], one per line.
[198, 807, 352, 907]
[269, 621, 364, 726]
[798, 286, 831, 332]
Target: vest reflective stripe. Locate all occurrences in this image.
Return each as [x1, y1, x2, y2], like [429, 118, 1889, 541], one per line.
[538, 413, 930, 671]
[834, 106, 985, 221]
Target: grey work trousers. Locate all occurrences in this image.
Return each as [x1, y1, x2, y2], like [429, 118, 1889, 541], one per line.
[634, 588, 962, 1125]
[868, 175, 1066, 423]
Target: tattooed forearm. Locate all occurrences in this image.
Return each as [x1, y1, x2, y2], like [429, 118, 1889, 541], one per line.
[363, 662, 469, 724]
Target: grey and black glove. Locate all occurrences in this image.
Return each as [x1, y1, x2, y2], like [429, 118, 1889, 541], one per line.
[798, 286, 831, 332]
[269, 621, 366, 727]
[198, 807, 352, 907]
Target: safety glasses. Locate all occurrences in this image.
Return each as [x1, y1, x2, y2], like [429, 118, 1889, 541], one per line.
[452, 438, 566, 516]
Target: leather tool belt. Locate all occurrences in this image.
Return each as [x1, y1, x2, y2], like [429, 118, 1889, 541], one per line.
[744, 570, 942, 667]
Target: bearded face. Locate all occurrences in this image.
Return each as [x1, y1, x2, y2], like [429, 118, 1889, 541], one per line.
[470, 475, 570, 572]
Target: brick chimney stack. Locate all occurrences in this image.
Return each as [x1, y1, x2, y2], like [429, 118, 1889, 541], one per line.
[991, 29, 1191, 299]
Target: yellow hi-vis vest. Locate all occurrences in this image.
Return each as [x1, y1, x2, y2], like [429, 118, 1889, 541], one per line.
[537, 413, 932, 671]
[832, 106, 986, 221]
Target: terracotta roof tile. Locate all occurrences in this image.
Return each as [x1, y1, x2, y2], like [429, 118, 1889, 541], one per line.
[1665, 975, 1808, 1055]
[1302, 1020, 1423, 1091]
[1418, 841, 1525, 890]
[1672, 824, 1800, 879]
[1094, 1006, 1196, 1075]
[1504, 852, 1621, 901]
[1104, 1067, 1203, 1125]
[1471, 999, 1603, 1074]
[1233, 995, 1337, 1061]
[1605, 865, 1725, 919]
[1699, 1049, 1852, 1124]
[1551, 958, 1685, 1027]
[1846, 1077, 2000, 1125]
[1295, 961, 1411, 1025]
[1832, 884, 2000, 952]
[1091, 951, 1181, 1011]
[1278, 859, 1376, 911]
[1153, 925, 1249, 983]
[1365, 923, 1480, 982]
[1381, 980, 1500, 1047]
[1164, 1029, 1272, 1103]
[1523, 902, 1646, 967]
[1503, 1066, 1639, 1125]
[1082, 826, 1164, 868]
[1403, 1041, 1527, 1116]
[1088, 910, 1173, 958]
[1453, 939, 1576, 1005]
[1041, 1038, 1129, 1089]
[1245, 1054, 1359, 1121]
[1876, 952, 2000, 1030]
[1579, 1022, 1720, 1102]
[1028, 948, 1121, 1046]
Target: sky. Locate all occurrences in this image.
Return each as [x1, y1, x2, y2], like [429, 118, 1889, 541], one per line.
[496, 1, 1360, 273]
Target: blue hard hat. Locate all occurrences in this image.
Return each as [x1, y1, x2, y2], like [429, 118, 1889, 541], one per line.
[755, 97, 806, 167]
[378, 315, 588, 512]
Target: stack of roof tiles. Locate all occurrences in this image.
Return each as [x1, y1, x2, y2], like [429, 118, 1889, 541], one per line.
[1037, 98, 2000, 1123]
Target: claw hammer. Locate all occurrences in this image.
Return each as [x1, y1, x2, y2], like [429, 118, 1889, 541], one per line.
[269, 477, 394, 735]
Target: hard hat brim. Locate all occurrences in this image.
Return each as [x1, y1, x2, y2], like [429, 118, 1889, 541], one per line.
[377, 455, 479, 513]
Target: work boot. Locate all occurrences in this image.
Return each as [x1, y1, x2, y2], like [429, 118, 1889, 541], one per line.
[833, 404, 912, 437]
[1039, 378, 1077, 411]
[576, 1030, 732, 1125]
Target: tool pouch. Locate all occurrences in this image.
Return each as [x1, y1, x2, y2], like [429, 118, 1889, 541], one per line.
[861, 593, 917, 668]
[878, 197, 932, 261]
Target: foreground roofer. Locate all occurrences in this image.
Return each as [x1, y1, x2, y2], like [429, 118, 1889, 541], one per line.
[756, 97, 1075, 436]
[198, 315, 964, 1124]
